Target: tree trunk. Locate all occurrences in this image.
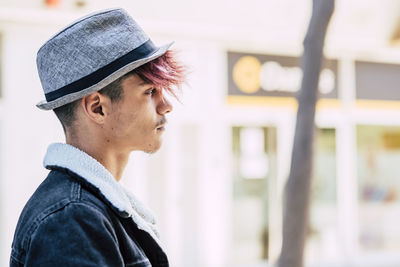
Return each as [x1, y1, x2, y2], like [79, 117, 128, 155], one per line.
[277, 1, 335, 267]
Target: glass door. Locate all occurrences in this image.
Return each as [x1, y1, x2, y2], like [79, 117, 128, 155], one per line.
[357, 125, 400, 253]
[231, 126, 277, 267]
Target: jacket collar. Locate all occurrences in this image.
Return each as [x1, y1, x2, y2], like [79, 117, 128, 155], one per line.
[43, 143, 165, 251]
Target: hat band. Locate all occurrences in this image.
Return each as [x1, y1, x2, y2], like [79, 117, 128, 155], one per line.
[45, 39, 157, 103]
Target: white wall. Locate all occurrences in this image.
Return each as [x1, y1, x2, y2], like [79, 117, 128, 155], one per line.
[0, 22, 64, 265]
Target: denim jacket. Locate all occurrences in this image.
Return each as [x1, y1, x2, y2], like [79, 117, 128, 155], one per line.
[10, 143, 169, 266]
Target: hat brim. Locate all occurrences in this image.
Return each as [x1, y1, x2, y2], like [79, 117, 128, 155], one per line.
[36, 41, 174, 110]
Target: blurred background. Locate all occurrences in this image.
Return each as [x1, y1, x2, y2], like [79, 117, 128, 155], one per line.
[1, 0, 400, 266]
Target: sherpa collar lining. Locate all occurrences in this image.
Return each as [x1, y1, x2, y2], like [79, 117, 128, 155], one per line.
[43, 142, 164, 251]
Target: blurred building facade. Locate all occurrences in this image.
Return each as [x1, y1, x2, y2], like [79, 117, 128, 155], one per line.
[1, 0, 400, 267]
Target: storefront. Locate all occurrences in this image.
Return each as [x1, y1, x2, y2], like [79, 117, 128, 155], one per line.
[225, 51, 400, 266]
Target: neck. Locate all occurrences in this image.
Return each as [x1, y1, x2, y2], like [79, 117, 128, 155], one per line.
[66, 135, 129, 182]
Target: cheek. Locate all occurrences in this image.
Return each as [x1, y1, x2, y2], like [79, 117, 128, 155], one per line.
[123, 113, 141, 133]
[114, 108, 151, 137]
[108, 109, 136, 137]
[108, 101, 157, 138]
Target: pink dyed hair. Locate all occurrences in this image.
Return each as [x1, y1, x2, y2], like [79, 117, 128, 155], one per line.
[133, 50, 187, 97]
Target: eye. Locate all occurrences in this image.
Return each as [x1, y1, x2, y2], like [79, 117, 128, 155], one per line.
[145, 88, 157, 96]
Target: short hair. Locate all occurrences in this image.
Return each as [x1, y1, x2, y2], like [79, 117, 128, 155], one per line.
[54, 50, 186, 132]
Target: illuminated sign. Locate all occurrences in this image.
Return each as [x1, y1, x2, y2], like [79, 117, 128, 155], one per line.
[228, 52, 338, 99]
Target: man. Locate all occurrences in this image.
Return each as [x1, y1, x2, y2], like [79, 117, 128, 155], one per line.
[10, 8, 186, 266]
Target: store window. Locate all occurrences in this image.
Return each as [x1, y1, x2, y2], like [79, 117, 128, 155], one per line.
[306, 128, 339, 262]
[231, 126, 277, 266]
[357, 125, 400, 252]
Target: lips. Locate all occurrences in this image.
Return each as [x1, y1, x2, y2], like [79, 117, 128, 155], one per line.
[156, 123, 166, 131]
[155, 117, 167, 131]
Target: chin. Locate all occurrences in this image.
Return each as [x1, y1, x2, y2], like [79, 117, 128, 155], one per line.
[143, 140, 162, 154]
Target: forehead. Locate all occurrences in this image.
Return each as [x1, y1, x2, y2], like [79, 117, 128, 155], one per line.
[121, 74, 152, 89]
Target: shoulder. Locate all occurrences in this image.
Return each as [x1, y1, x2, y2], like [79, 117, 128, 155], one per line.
[11, 169, 118, 263]
[12, 202, 128, 266]
[14, 168, 115, 232]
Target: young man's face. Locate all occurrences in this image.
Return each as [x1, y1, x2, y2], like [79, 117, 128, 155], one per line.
[106, 74, 173, 153]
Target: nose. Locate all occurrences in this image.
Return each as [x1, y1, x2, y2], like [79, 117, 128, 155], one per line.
[157, 96, 173, 115]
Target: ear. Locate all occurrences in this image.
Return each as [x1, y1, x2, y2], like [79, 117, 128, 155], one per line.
[81, 92, 111, 124]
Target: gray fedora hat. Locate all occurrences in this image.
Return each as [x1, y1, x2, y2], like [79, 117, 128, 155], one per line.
[36, 8, 173, 110]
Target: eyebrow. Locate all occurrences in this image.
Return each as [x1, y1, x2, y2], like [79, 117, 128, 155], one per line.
[140, 81, 155, 88]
